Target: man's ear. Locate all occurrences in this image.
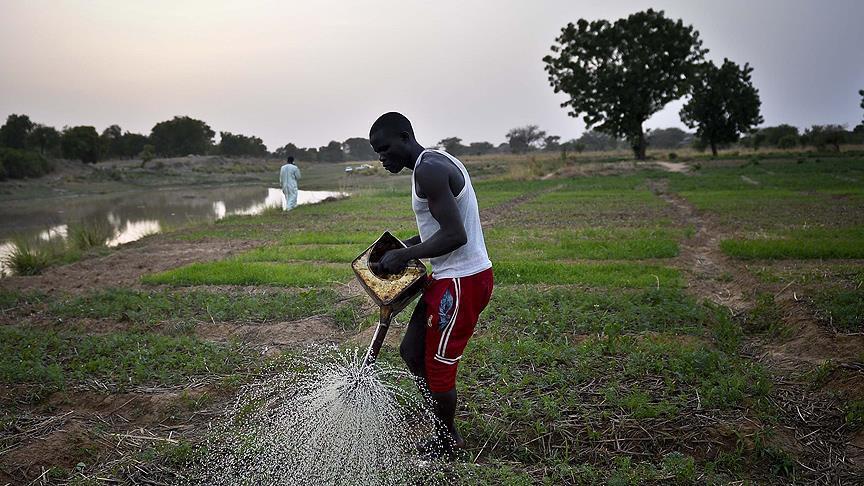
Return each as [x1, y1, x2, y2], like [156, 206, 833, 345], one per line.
[399, 131, 411, 142]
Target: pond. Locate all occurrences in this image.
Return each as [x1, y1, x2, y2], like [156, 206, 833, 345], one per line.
[0, 186, 345, 276]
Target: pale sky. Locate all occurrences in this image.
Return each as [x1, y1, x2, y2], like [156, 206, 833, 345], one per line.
[1, 0, 862, 150]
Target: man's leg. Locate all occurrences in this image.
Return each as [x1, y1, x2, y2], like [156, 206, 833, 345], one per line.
[431, 388, 464, 449]
[285, 187, 298, 210]
[399, 299, 427, 379]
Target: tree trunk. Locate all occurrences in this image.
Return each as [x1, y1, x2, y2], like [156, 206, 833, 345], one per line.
[711, 141, 718, 157]
[631, 129, 647, 161]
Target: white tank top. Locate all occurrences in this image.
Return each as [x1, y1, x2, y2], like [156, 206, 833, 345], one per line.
[411, 149, 492, 279]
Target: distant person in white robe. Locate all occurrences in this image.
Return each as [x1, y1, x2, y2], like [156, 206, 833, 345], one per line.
[279, 156, 301, 211]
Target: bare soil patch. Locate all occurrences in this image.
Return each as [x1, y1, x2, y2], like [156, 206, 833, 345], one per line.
[197, 316, 342, 354]
[0, 385, 225, 484]
[654, 161, 691, 173]
[0, 236, 260, 295]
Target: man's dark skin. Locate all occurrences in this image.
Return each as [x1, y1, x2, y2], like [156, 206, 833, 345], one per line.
[369, 127, 469, 451]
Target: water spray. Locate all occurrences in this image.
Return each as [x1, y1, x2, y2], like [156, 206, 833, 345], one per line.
[186, 232, 445, 485]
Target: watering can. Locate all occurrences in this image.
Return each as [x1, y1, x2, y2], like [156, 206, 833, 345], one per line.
[351, 231, 427, 367]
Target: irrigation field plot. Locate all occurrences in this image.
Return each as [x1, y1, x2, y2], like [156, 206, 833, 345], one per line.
[1, 155, 862, 483]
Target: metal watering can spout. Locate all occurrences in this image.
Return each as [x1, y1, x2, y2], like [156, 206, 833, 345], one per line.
[351, 232, 427, 368]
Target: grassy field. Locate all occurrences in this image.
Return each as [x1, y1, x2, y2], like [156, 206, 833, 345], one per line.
[1, 151, 862, 483]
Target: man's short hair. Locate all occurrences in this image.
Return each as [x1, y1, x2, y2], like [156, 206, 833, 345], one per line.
[370, 112, 414, 138]
[286, 156, 295, 163]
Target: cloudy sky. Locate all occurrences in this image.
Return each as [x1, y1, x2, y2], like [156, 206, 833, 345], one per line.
[1, 0, 862, 150]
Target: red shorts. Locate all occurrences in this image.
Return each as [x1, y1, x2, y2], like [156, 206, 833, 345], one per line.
[423, 267, 493, 393]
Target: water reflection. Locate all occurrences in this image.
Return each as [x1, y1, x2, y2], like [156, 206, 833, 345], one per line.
[0, 187, 345, 276]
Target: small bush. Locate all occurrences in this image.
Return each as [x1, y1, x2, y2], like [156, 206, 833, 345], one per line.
[0, 147, 54, 179]
[668, 152, 678, 160]
[3, 240, 53, 276]
[69, 221, 114, 251]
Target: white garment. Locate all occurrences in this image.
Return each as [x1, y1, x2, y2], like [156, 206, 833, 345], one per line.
[411, 149, 492, 279]
[279, 163, 301, 210]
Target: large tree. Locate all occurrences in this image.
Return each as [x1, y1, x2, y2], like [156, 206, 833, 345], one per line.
[61, 126, 101, 163]
[646, 127, 690, 149]
[0, 114, 35, 149]
[150, 116, 214, 157]
[342, 137, 377, 161]
[543, 9, 706, 160]
[317, 141, 344, 162]
[757, 125, 799, 147]
[576, 130, 622, 152]
[506, 125, 546, 153]
[27, 125, 61, 155]
[100, 124, 124, 159]
[218, 131, 268, 157]
[119, 132, 150, 158]
[467, 141, 494, 155]
[437, 137, 467, 156]
[679, 59, 763, 156]
[804, 125, 847, 152]
[859, 89, 864, 127]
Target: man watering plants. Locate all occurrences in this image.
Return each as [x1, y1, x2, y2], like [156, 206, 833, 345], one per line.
[279, 156, 301, 211]
[368, 112, 493, 459]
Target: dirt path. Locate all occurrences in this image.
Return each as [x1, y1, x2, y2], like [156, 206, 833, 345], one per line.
[480, 183, 562, 228]
[650, 178, 864, 476]
[654, 161, 691, 173]
[0, 236, 260, 295]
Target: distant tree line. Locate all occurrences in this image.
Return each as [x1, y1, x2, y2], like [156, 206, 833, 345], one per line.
[2, 84, 863, 179]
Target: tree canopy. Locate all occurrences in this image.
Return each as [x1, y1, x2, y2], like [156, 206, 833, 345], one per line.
[150, 116, 214, 157]
[543, 9, 706, 160]
[317, 141, 344, 162]
[218, 131, 268, 157]
[506, 125, 546, 153]
[646, 127, 691, 149]
[27, 125, 61, 156]
[679, 58, 763, 156]
[342, 137, 377, 161]
[61, 126, 101, 163]
[0, 114, 35, 150]
[576, 130, 622, 151]
[859, 89, 864, 127]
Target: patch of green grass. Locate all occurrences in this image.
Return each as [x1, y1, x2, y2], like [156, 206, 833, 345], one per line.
[483, 287, 715, 338]
[812, 288, 864, 332]
[487, 226, 681, 260]
[492, 261, 682, 287]
[48, 287, 340, 325]
[0, 326, 248, 389]
[721, 233, 864, 260]
[741, 293, 787, 336]
[0, 288, 46, 309]
[452, 452, 700, 485]
[238, 244, 361, 263]
[142, 260, 351, 286]
[845, 400, 864, 429]
[459, 332, 771, 467]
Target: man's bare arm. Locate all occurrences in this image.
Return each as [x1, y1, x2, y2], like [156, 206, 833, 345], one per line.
[402, 235, 422, 247]
[376, 163, 466, 273]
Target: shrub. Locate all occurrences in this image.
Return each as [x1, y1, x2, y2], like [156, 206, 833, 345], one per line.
[69, 221, 114, 251]
[3, 240, 52, 276]
[668, 152, 678, 160]
[777, 135, 798, 149]
[0, 147, 54, 179]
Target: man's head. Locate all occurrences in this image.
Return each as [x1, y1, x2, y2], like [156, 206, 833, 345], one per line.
[369, 112, 415, 173]
[286, 156, 295, 164]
